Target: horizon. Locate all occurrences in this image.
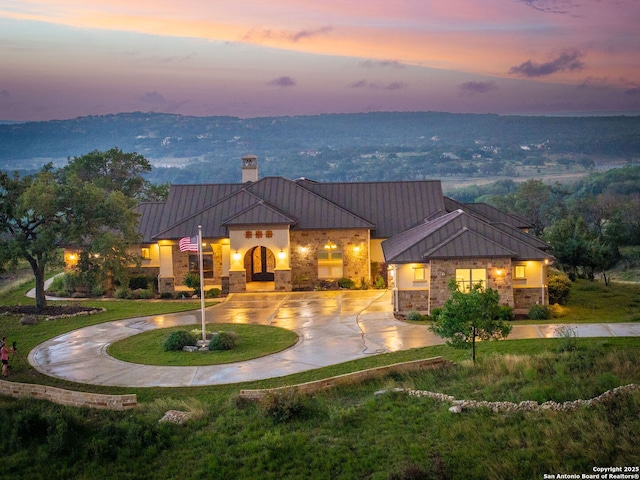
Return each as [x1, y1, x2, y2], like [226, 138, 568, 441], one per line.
[2, 1, 639, 122]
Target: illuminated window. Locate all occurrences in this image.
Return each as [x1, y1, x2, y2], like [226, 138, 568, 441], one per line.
[141, 247, 151, 260]
[455, 268, 487, 293]
[413, 266, 426, 281]
[318, 244, 343, 279]
[514, 265, 526, 279]
[245, 231, 253, 239]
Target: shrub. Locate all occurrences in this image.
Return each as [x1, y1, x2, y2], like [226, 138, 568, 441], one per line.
[374, 276, 386, 289]
[206, 287, 221, 298]
[496, 305, 514, 321]
[208, 331, 237, 351]
[259, 389, 310, 423]
[406, 311, 425, 321]
[337, 277, 356, 289]
[430, 308, 443, 321]
[114, 286, 132, 299]
[549, 303, 567, 318]
[129, 274, 157, 291]
[160, 292, 173, 299]
[359, 277, 369, 290]
[163, 330, 196, 352]
[528, 304, 550, 320]
[548, 271, 572, 305]
[183, 272, 200, 292]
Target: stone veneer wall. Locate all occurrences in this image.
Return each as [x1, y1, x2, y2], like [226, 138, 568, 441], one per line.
[289, 229, 369, 287]
[0, 379, 137, 410]
[514, 287, 546, 310]
[274, 270, 292, 291]
[397, 290, 430, 312]
[429, 257, 514, 309]
[229, 270, 246, 292]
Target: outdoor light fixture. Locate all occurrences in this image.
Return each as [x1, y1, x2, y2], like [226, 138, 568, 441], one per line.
[300, 246, 308, 254]
[353, 246, 361, 253]
[496, 268, 503, 276]
[232, 251, 241, 261]
[69, 254, 77, 261]
[278, 250, 286, 260]
[324, 240, 337, 249]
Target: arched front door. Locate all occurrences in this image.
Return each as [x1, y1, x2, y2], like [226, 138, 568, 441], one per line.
[250, 246, 275, 282]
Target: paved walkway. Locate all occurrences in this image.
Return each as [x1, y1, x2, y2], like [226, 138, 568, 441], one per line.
[28, 290, 640, 388]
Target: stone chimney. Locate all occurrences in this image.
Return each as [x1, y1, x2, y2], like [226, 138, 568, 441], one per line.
[241, 154, 258, 183]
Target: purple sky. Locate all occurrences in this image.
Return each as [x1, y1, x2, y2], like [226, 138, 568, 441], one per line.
[2, 0, 640, 121]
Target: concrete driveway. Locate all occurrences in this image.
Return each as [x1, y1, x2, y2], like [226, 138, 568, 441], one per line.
[28, 290, 640, 387]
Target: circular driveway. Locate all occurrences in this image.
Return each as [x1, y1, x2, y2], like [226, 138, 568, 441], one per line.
[28, 290, 640, 387]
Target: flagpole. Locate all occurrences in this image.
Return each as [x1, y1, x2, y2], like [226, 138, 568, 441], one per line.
[198, 225, 206, 342]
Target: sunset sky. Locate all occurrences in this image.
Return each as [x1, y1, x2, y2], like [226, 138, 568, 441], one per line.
[1, 0, 639, 121]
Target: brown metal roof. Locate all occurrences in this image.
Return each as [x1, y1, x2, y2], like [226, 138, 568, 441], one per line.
[382, 209, 554, 263]
[444, 197, 534, 229]
[297, 179, 445, 238]
[222, 201, 297, 226]
[246, 177, 374, 230]
[133, 202, 166, 243]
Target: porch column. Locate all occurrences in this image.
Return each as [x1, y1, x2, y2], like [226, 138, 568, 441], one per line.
[158, 244, 175, 293]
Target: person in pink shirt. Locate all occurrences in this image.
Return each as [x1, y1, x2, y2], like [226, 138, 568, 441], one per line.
[1, 337, 14, 377]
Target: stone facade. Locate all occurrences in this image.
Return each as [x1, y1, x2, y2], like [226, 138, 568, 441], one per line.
[429, 257, 514, 309]
[229, 270, 246, 292]
[274, 269, 292, 291]
[514, 287, 546, 310]
[289, 229, 370, 287]
[397, 290, 430, 312]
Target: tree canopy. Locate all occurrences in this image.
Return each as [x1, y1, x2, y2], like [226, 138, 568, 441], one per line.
[430, 279, 512, 363]
[0, 149, 148, 310]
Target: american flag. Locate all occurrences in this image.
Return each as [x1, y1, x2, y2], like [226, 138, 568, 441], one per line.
[179, 236, 199, 252]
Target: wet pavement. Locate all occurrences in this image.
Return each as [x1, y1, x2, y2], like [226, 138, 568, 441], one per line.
[28, 290, 640, 387]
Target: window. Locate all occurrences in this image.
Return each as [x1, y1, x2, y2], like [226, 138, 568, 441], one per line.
[140, 247, 151, 260]
[455, 268, 486, 293]
[189, 253, 214, 279]
[255, 230, 263, 239]
[514, 265, 526, 279]
[245, 231, 253, 239]
[318, 245, 343, 279]
[413, 266, 426, 281]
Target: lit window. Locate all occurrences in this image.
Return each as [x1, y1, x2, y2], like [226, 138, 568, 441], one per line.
[141, 247, 151, 260]
[413, 266, 426, 281]
[189, 253, 214, 279]
[455, 268, 487, 293]
[514, 265, 526, 279]
[318, 244, 343, 279]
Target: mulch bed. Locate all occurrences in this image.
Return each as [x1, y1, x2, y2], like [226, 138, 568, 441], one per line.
[0, 305, 99, 317]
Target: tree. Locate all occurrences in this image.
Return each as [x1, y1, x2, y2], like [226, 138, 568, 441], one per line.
[430, 279, 512, 363]
[0, 151, 145, 311]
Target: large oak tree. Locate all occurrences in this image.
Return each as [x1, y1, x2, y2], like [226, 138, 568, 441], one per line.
[1, 149, 148, 311]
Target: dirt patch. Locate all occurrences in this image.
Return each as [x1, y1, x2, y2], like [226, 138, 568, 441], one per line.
[0, 305, 100, 317]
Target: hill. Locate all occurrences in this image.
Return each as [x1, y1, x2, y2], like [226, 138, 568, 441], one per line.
[1, 111, 639, 185]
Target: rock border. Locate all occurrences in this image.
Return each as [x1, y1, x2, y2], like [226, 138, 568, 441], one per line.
[402, 384, 639, 413]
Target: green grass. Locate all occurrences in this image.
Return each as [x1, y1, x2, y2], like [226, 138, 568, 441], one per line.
[1, 340, 638, 479]
[108, 323, 298, 366]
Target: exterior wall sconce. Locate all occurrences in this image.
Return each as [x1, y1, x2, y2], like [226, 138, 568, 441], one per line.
[299, 246, 308, 254]
[232, 251, 241, 261]
[69, 254, 77, 261]
[353, 246, 361, 253]
[324, 241, 337, 250]
[278, 250, 286, 260]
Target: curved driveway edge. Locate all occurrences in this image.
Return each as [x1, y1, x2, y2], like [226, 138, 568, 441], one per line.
[28, 291, 640, 388]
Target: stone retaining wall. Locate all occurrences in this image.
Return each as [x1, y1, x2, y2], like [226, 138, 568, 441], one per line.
[239, 356, 449, 400]
[404, 383, 639, 412]
[0, 379, 137, 410]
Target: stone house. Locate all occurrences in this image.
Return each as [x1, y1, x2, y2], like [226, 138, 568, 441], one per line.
[64, 155, 554, 313]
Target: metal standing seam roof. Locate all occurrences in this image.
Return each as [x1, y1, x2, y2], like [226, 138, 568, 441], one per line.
[221, 201, 297, 226]
[246, 177, 374, 230]
[382, 209, 554, 263]
[133, 202, 167, 243]
[153, 190, 264, 239]
[444, 197, 534, 230]
[297, 179, 446, 238]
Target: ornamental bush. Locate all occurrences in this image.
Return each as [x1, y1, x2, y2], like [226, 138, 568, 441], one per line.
[163, 330, 196, 352]
[548, 271, 572, 305]
[528, 304, 550, 320]
[406, 311, 425, 321]
[208, 331, 237, 351]
[206, 288, 221, 298]
[337, 277, 356, 289]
